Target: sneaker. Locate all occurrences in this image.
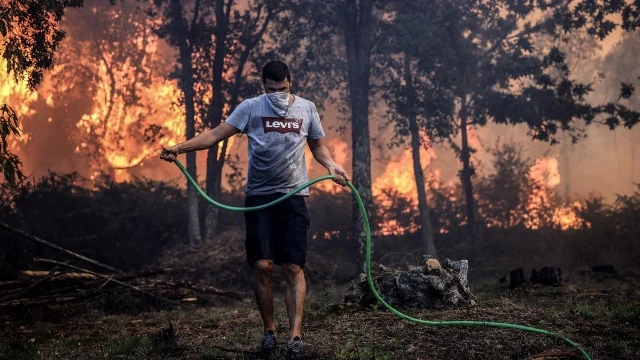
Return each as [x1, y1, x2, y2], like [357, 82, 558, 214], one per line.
[286, 336, 303, 359]
[261, 330, 277, 356]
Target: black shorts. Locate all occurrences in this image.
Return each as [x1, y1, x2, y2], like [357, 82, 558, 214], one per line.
[244, 193, 309, 269]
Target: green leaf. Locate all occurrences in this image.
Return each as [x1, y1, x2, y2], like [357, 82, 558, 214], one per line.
[620, 82, 635, 99]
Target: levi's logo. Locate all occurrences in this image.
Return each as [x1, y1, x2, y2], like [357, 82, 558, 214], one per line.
[261, 117, 303, 134]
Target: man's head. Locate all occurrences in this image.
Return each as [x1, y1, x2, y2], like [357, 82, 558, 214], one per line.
[262, 60, 292, 93]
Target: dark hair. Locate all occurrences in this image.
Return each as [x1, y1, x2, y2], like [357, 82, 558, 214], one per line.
[262, 60, 291, 84]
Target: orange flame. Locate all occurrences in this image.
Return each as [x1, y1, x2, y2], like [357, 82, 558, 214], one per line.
[373, 143, 436, 235]
[524, 157, 589, 230]
[553, 201, 590, 230]
[1, 58, 38, 148]
[311, 138, 350, 193]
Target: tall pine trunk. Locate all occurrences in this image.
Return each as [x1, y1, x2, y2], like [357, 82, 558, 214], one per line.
[459, 95, 477, 244]
[343, 0, 374, 272]
[561, 131, 571, 201]
[170, 0, 201, 246]
[204, 0, 230, 242]
[404, 55, 437, 258]
[632, 129, 637, 192]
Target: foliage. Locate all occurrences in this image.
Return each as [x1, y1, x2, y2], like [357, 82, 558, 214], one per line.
[476, 140, 531, 228]
[0, 172, 188, 279]
[0, 104, 22, 185]
[147, 0, 342, 239]
[1, 169, 638, 284]
[0, 0, 83, 185]
[574, 185, 640, 267]
[0, 0, 83, 90]
[51, 1, 178, 175]
[375, 0, 640, 243]
[378, 1, 457, 150]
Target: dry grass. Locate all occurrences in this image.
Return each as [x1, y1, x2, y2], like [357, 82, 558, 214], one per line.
[1, 272, 639, 360]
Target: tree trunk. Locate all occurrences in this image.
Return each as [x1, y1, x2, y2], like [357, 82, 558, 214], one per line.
[459, 95, 477, 245]
[343, 0, 374, 272]
[170, 0, 201, 246]
[631, 128, 637, 193]
[561, 131, 571, 201]
[404, 55, 437, 258]
[204, 0, 230, 242]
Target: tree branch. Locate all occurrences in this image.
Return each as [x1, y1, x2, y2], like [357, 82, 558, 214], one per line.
[0, 221, 124, 274]
[32, 258, 190, 308]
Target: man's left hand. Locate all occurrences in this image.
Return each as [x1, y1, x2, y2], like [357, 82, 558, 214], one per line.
[328, 166, 349, 187]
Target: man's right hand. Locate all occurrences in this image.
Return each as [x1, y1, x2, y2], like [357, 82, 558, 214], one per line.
[160, 145, 179, 162]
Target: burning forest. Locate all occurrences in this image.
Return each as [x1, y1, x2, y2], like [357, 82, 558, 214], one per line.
[1, 0, 639, 359]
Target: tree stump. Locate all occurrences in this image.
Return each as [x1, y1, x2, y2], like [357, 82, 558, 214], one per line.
[344, 259, 474, 309]
[591, 264, 616, 273]
[510, 268, 526, 288]
[530, 267, 562, 286]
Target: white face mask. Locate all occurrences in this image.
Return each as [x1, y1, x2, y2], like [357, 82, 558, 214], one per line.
[266, 91, 290, 117]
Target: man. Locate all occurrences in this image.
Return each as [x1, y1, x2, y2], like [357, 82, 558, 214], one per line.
[160, 60, 348, 358]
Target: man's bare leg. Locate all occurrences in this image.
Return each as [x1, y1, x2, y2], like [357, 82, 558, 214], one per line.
[254, 259, 276, 332]
[282, 263, 306, 339]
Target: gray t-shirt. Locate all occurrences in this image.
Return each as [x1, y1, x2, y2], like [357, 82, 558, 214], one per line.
[225, 94, 325, 196]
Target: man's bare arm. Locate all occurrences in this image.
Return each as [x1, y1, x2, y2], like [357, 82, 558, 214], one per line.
[307, 138, 349, 186]
[160, 123, 239, 162]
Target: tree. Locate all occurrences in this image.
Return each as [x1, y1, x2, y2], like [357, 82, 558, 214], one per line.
[599, 32, 640, 194]
[153, 0, 206, 245]
[378, 52, 454, 257]
[201, 0, 341, 241]
[52, 1, 181, 181]
[340, 0, 376, 270]
[476, 140, 531, 228]
[386, 0, 640, 245]
[200, 0, 283, 241]
[378, 0, 458, 258]
[0, 0, 83, 185]
[152, 0, 338, 244]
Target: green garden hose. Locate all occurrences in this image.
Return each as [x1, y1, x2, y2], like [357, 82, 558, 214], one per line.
[168, 158, 592, 360]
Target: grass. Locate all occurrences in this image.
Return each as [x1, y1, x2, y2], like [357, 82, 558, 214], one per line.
[574, 303, 597, 320]
[105, 335, 152, 358]
[612, 303, 640, 326]
[334, 333, 394, 360]
[0, 340, 38, 360]
[1, 274, 639, 360]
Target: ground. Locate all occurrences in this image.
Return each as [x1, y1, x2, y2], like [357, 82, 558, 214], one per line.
[1, 272, 639, 360]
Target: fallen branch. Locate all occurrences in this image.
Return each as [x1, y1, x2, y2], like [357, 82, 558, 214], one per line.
[0, 264, 241, 315]
[33, 258, 139, 293]
[32, 258, 191, 309]
[19, 270, 97, 281]
[0, 293, 100, 308]
[0, 266, 61, 301]
[0, 221, 123, 274]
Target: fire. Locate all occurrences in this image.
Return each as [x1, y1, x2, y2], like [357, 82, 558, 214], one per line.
[524, 157, 588, 230]
[373, 143, 436, 235]
[330, 138, 349, 169]
[0, 58, 38, 148]
[2, 0, 236, 185]
[311, 138, 350, 193]
[373, 144, 435, 203]
[553, 201, 590, 230]
[523, 157, 558, 229]
[76, 71, 185, 181]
